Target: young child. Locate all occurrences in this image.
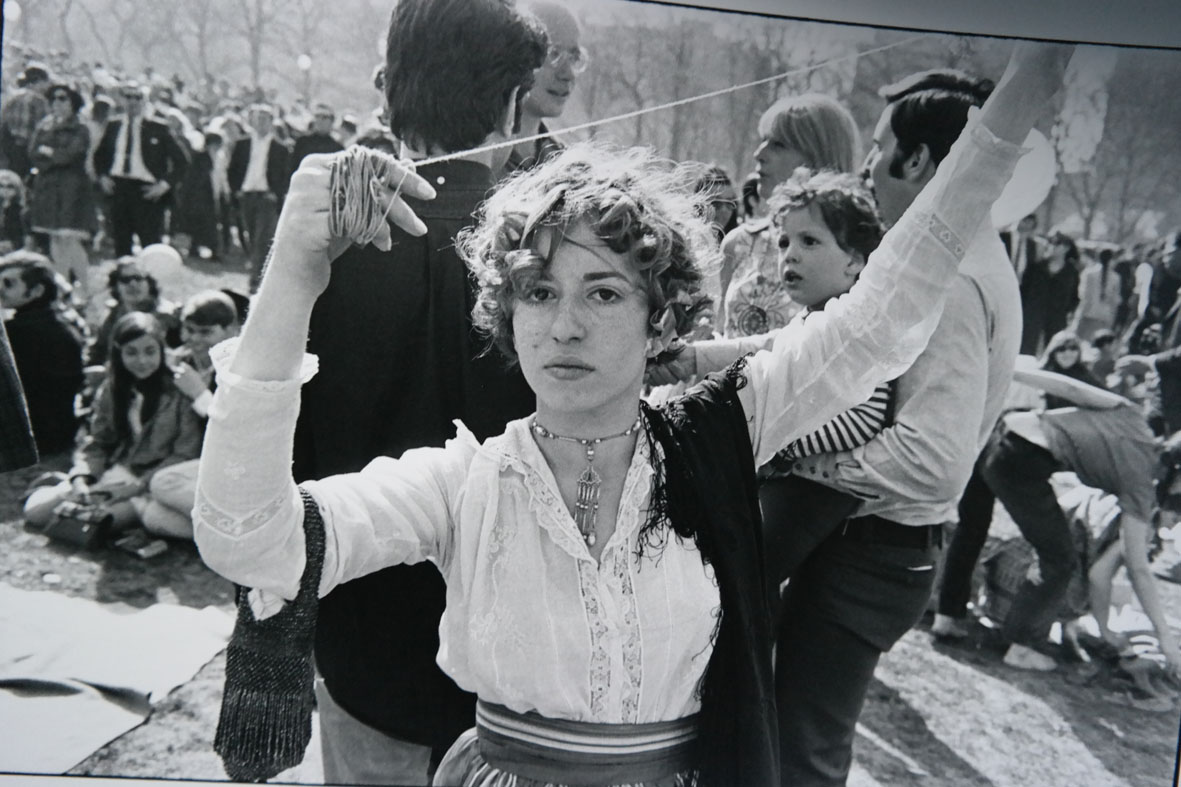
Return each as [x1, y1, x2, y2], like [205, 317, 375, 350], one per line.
[140, 290, 242, 538]
[756, 168, 893, 595]
[24, 312, 205, 533]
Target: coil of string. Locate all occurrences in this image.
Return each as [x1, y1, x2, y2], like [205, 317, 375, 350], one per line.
[328, 146, 412, 247]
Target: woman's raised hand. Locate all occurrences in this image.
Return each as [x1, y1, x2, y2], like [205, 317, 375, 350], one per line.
[269, 149, 437, 294]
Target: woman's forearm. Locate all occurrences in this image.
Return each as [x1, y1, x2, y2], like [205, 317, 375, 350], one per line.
[228, 260, 320, 382]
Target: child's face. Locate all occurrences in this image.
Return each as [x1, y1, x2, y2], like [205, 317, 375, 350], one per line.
[120, 334, 163, 380]
[776, 204, 864, 309]
[181, 320, 236, 359]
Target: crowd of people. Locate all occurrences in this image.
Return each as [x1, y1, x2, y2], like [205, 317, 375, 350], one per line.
[1, 2, 1180, 786]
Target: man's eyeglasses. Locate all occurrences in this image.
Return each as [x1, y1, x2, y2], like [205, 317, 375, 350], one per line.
[546, 45, 590, 74]
[117, 274, 147, 285]
[123, 94, 144, 102]
[51, 94, 71, 103]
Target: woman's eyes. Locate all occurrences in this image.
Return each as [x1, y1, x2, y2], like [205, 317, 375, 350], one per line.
[523, 286, 554, 303]
[522, 285, 625, 305]
[589, 287, 623, 304]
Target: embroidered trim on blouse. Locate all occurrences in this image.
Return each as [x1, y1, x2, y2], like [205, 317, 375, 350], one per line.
[194, 486, 292, 538]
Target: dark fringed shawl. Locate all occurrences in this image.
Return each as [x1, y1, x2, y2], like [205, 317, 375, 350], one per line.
[214, 487, 326, 783]
[641, 360, 779, 787]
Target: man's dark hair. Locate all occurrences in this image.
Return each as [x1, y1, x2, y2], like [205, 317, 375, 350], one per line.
[384, 0, 547, 154]
[880, 69, 994, 176]
[0, 251, 58, 308]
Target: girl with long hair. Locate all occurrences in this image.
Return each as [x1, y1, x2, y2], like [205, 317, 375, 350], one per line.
[24, 312, 204, 531]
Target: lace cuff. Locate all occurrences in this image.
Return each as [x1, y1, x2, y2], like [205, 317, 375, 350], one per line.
[209, 336, 320, 392]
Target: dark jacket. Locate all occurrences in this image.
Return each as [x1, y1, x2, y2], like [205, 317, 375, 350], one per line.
[0, 319, 38, 470]
[290, 132, 343, 176]
[28, 115, 97, 234]
[5, 301, 83, 455]
[293, 158, 535, 752]
[227, 136, 292, 200]
[93, 116, 189, 188]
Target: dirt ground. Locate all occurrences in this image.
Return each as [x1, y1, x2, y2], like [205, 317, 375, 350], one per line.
[3, 257, 1180, 786]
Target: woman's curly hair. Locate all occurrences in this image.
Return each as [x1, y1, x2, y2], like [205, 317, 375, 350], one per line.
[459, 142, 717, 366]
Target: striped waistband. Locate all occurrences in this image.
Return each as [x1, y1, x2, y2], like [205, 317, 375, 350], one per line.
[475, 700, 699, 784]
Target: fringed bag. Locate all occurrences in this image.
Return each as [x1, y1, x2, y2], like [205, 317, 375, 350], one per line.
[214, 487, 325, 782]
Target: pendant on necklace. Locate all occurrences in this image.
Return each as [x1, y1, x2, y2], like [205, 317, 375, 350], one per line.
[574, 444, 601, 547]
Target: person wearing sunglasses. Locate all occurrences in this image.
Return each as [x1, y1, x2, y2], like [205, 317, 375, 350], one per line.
[1039, 329, 1104, 409]
[504, 1, 587, 175]
[93, 82, 189, 257]
[28, 83, 98, 300]
[86, 256, 181, 368]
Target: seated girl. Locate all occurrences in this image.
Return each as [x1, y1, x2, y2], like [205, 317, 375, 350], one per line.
[25, 312, 205, 532]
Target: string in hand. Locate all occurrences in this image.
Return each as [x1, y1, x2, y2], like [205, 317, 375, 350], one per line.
[327, 146, 414, 247]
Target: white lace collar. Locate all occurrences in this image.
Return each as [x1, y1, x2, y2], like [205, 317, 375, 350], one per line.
[480, 417, 656, 560]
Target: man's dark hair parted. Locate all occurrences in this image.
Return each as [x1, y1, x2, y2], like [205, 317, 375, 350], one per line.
[880, 69, 994, 174]
[0, 251, 59, 308]
[384, 0, 548, 154]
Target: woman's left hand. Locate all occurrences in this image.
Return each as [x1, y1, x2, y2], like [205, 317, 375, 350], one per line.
[268, 151, 436, 297]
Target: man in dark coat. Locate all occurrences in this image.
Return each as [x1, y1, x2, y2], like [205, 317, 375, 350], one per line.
[227, 104, 292, 289]
[289, 2, 545, 784]
[290, 103, 343, 174]
[93, 82, 189, 257]
[0, 252, 84, 456]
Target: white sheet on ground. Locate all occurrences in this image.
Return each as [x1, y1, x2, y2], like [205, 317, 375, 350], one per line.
[0, 583, 232, 774]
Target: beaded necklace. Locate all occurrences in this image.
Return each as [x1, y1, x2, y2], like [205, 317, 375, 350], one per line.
[530, 415, 644, 546]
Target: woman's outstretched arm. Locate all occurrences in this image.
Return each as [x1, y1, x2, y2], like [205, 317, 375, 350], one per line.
[194, 152, 438, 600]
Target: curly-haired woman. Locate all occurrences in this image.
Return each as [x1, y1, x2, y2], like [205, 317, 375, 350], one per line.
[194, 46, 1066, 787]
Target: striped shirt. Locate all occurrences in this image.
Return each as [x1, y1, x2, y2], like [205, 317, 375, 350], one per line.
[782, 381, 893, 460]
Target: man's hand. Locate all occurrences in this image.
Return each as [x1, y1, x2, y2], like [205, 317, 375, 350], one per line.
[1116, 355, 1155, 377]
[143, 181, 171, 201]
